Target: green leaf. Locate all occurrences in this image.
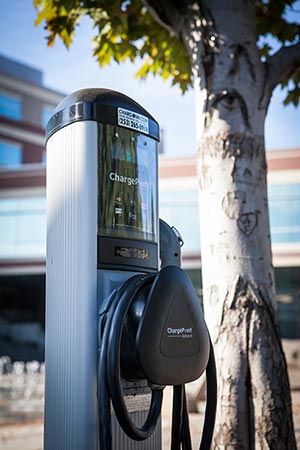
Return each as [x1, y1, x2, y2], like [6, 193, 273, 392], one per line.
[282, 72, 300, 106]
[33, 0, 192, 93]
[256, 0, 300, 53]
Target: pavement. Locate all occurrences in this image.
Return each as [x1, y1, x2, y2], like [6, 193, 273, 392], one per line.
[0, 387, 299, 450]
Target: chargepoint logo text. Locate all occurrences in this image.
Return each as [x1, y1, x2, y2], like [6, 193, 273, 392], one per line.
[167, 327, 193, 339]
[109, 172, 139, 186]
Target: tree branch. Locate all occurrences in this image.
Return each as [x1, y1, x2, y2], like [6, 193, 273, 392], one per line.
[266, 41, 300, 92]
[142, 0, 188, 36]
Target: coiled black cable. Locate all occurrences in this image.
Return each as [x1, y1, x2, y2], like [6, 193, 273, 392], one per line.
[179, 339, 217, 450]
[98, 274, 163, 449]
[98, 273, 217, 450]
[171, 341, 216, 450]
[182, 387, 192, 450]
[199, 340, 217, 450]
[171, 385, 183, 450]
[107, 274, 163, 440]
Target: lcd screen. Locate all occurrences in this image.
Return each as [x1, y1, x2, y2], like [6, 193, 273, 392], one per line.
[98, 124, 158, 243]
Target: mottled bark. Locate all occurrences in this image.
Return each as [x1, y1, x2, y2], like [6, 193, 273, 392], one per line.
[214, 275, 294, 449]
[196, 129, 296, 449]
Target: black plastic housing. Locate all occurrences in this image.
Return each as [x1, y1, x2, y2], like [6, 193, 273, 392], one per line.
[45, 88, 159, 142]
[121, 266, 210, 386]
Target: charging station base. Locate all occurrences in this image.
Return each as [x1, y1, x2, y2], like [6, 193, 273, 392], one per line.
[112, 379, 162, 449]
[112, 413, 161, 450]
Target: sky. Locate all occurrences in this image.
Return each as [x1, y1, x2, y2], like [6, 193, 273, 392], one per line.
[1, 0, 299, 157]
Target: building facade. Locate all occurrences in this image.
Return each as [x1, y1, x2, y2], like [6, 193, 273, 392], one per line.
[0, 55, 299, 363]
[0, 55, 63, 360]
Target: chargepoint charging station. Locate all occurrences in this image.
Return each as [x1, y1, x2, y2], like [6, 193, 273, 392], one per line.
[44, 88, 216, 450]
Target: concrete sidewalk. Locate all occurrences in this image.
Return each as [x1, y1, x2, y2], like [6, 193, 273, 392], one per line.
[0, 388, 299, 450]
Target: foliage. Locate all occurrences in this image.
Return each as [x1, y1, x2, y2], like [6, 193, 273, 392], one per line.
[256, 0, 300, 105]
[33, 0, 191, 93]
[34, 0, 300, 103]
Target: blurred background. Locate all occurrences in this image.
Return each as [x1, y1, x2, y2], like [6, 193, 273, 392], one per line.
[0, 0, 299, 447]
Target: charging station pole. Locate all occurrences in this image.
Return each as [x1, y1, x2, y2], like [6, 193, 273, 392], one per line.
[44, 89, 160, 450]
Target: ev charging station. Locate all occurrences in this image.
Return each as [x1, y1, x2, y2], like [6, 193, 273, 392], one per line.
[44, 88, 217, 450]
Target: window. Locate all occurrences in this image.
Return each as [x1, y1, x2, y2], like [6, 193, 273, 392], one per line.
[0, 91, 22, 120]
[42, 105, 53, 128]
[42, 150, 47, 165]
[268, 184, 300, 244]
[159, 190, 200, 254]
[0, 197, 46, 259]
[275, 267, 300, 339]
[0, 140, 22, 168]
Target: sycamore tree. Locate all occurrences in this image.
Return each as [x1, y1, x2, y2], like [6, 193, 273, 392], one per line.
[34, 0, 300, 448]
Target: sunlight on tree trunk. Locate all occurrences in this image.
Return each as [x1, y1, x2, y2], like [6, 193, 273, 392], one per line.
[180, 2, 297, 447]
[197, 108, 296, 450]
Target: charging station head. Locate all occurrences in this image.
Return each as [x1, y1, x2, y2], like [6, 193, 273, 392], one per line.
[46, 88, 160, 273]
[137, 266, 210, 386]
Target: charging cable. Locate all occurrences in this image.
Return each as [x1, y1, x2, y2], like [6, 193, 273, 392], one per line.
[98, 271, 217, 450]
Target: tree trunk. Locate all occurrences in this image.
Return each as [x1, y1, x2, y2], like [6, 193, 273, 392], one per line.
[181, 1, 296, 448]
[197, 132, 296, 449]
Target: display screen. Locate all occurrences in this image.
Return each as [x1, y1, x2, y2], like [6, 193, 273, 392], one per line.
[115, 246, 149, 261]
[98, 124, 158, 243]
